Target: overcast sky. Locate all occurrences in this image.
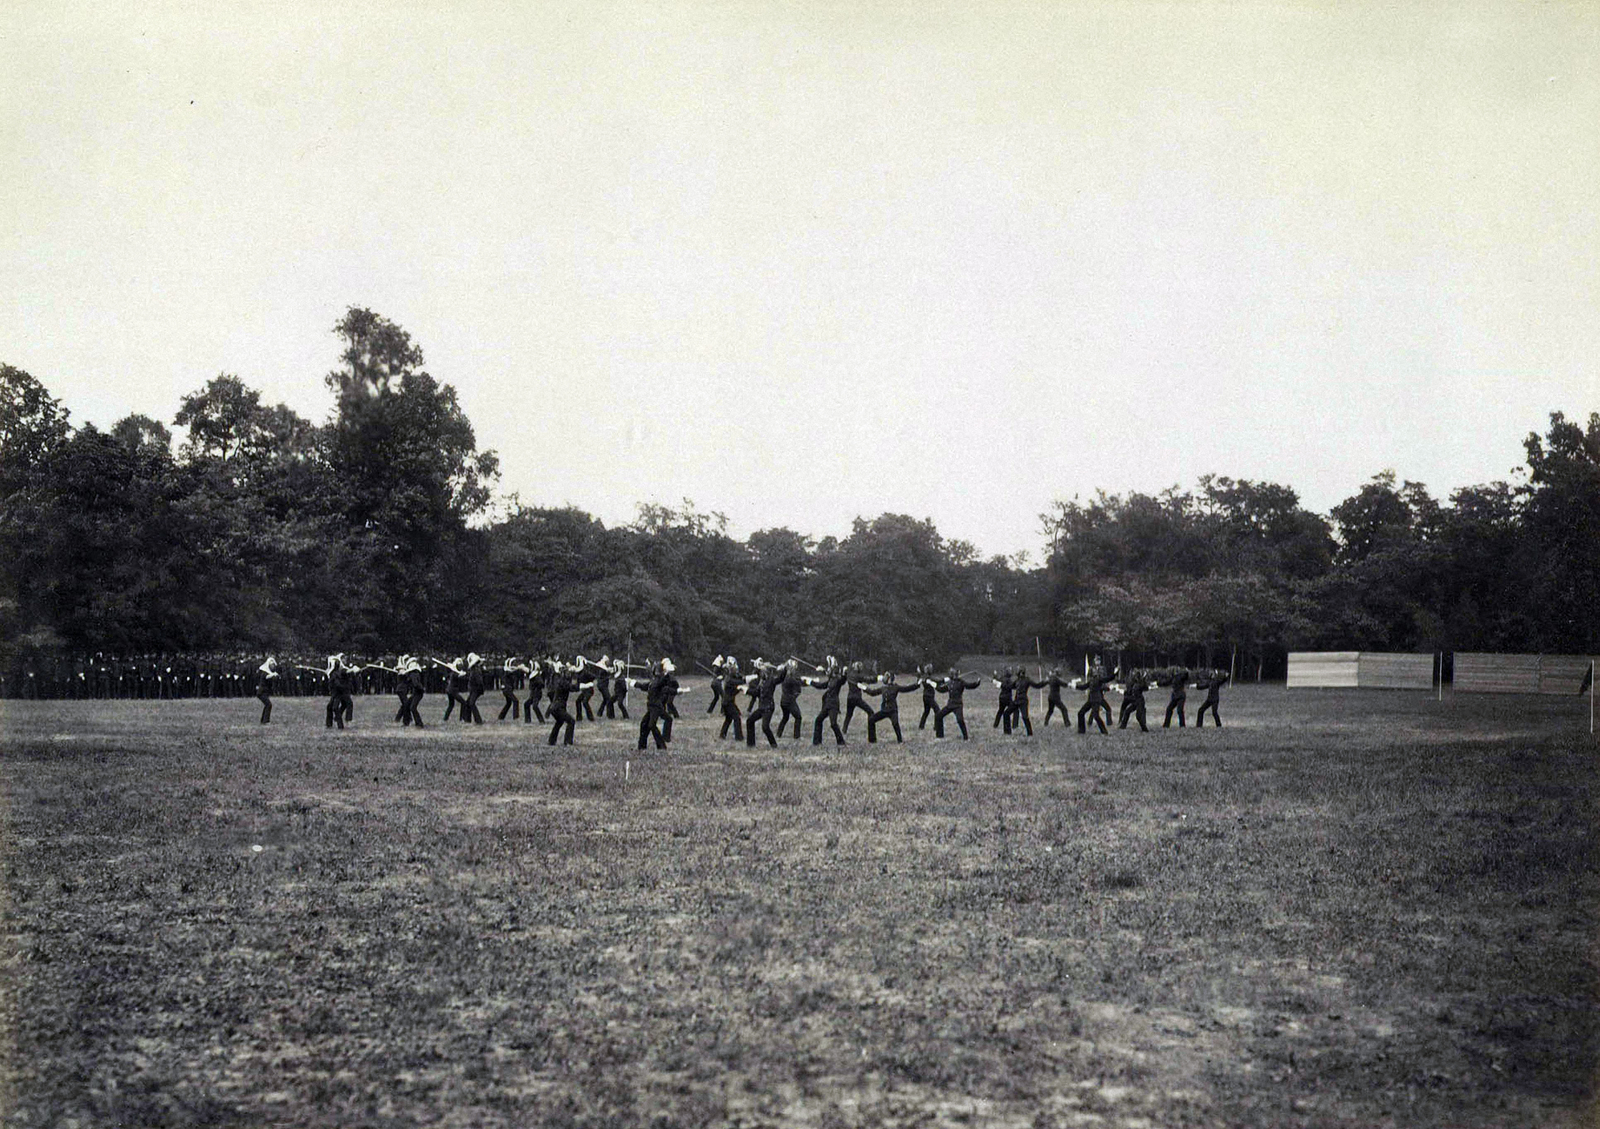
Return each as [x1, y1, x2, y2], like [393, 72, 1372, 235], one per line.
[5, 1, 1596, 559]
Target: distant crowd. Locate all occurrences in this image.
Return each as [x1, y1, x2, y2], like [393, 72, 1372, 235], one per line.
[0, 653, 511, 701]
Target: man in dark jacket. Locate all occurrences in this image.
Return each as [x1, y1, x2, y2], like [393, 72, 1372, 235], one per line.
[936, 669, 980, 739]
[805, 660, 847, 746]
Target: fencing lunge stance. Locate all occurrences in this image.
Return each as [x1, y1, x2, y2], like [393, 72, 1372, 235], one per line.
[935, 669, 981, 739]
[498, 656, 525, 720]
[746, 660, 783, 748]
[841, 663, 878, 742]
[864, 672, 914, 743]
[805, 660, 847, 746]
[1196, 671, 1228, 727]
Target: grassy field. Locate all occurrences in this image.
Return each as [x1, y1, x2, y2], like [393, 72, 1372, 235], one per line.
[0, 685, 1595, 1127]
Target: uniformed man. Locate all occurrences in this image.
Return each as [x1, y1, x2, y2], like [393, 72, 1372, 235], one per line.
[1042, 668, 1072, 727]
[864, 672, 915, 743]
[804, 658, 847, 746]
[660, 661, 686, 740]
[776, 659, 805, 738]
[1195, 669, 1228, 727]
[433, 656, 468, 721]
[255, 655, 279, 724]
[1009, 668, 1041, 736]
[1077, 666, 1111, 734]
[572, 655, 598, 722]
[745, 660, 784, 748]
[841, 662, 877, 741]
[935, 669, 981, 739]
[706, 655, 726, 715]
[522, 659, 547, 724]
[1118, 668, 1151, 732]
[461, 653, 487, 724]
[718, 657, 745, 741]
[992, 668, 1015, 734]
[1161, 667, 1190, 728]
[634, 660, 670, 751]
[498, 655, 526, 720]
[546, 660, 578, 745]
[609, 659, 630, 719]
[916, 665, 940, 729]
[325, 654, 355, 730]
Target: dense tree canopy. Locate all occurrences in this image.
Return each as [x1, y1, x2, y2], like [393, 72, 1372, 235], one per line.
[0, 317, 1593, 673]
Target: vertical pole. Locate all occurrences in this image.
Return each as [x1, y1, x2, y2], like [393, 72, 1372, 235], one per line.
[1437, 652, 1443, 702]
[1036, 636, 1044, 683]
[1590, 659, 1594, 736]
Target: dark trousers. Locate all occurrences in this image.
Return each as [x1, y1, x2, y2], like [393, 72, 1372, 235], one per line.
[813, 704, 845, 745]
[258, 692, 272, 724]
[1197, 699, 1221, 727]
[597, 685, 615, 717]
[1119, 699, 1148, 731]
[1008, 698, 1034, 736]
[406, 689, 426, 727]
[706, 686, 721, 714]
[523, 692, 544, 723]
[463, 690, 484, 724]
[661, 707, 676, 742]
[719, 702, 744, 741]
[747, 703, 777, 747]
[613, 692, 629, 719]
[1164, 697, 1186, 727]
[443, 690, 463, 721]
[498, 689, 518, 720]
[843, 698, 876, 740]
[936, 703, 968, 739]
[1078, 701, 1107, 734]
[993, 700, 1012, 733]
[777, 701, 802, 737]
[637, 707, 665, 750]
[918, 699, 937, 728]
[576, 689, 595, 722]
[326, 692, 350, 729]
[871, 708, 903, 742]
[1043, 698, 1067, 726]
[548, 705, 575, 745]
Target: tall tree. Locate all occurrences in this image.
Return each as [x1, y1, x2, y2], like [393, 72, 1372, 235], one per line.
[1521, 411, 1600, 652]
[323, 308, 499, 647]
[0, 364, 71, 484]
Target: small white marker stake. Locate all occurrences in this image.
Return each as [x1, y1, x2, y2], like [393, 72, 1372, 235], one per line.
[625, 760, 630, 782]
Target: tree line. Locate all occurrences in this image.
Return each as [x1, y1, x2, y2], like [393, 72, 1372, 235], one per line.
[2, 308, 1595, 676]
